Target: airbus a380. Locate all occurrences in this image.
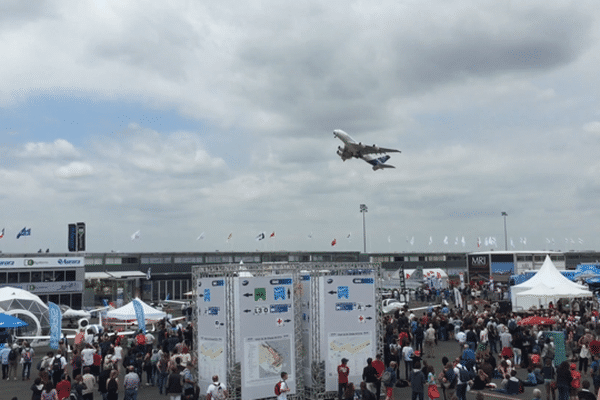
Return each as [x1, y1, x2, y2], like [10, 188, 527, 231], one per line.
[333, 129, 401, 170]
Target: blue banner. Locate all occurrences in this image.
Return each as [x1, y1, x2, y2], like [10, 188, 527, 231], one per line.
[48, 302, 62, 349]
[132, 299, 146, 334]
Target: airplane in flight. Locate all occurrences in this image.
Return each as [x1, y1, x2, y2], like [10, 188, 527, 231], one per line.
[333, 129, 401, 170]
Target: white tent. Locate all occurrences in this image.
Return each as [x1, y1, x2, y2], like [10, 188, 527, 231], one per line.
[106, 298, 166, 321]
[511, 256, 592, 311]
[0, 287, 49, 335]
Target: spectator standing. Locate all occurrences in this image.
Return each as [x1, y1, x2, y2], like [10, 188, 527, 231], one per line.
[0, 343, 10, 380]
[425, 324, 436, 359]
[8, 343, 19, 380]
[410, 360, 426, 400]
[40, 381, 59, 400]
[56, 375, 72, 400]
[123, 365, 141, 400]
[181, 363, 196, 399]
[21, 341, 34, 380]
[362, 358, 378, 394]
[106, 369, 119, 400]
[50, 350, 67, 387]
[372, 354, 385, 400]
[206, 375, 229, 400]
[337, 358, 350, 400]
[166, 366, 183, 400]
[276, 372, 291, 400]
[383, 361, 398, 400]
[82, 367, 97, 400]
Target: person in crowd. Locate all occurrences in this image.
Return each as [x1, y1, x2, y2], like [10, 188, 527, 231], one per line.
[21, 341, 34, 381]
[337, 358, 350, 400]
[123, 365, 140, 400]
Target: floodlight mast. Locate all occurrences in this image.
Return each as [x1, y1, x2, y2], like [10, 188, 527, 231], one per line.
[502, 211, 508, 251]
[360, 204, 368, 253]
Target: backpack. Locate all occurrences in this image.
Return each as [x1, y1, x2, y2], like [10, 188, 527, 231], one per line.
[381, 370, 393, 384]
[36, 359, 43, 371]
[274, 381, 283, 396]
[52, 356, 62, 372]
[212, 385, 227, 400]
[571, 371, 581, 389]
[458, 366, 471, 383]
[22, 350, 32, 362]
[445, 369, 457, 389]
[8, 348, 17, 361]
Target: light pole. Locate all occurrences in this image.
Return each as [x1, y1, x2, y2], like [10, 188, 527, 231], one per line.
[502, 211, 508, 250]
[360, 204, 368, 253]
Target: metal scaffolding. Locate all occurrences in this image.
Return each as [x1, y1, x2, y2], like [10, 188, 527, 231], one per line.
[192, 262, 381, 400]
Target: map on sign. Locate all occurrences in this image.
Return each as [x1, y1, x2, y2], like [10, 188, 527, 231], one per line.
[244, 335, 293, 385]
[328, 331, 373, 379]
[197, 336, 226, 383]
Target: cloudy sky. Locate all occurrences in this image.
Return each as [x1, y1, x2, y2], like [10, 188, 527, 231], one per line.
[0, 0, 599, 254]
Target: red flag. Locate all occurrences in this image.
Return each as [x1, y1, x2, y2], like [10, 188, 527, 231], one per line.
[270, 232, 275, 238]
[331, 238, 337, 246]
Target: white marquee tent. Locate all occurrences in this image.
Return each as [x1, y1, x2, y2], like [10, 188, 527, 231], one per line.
[511, 255, 592, 311]
[106, 298, 166, 321]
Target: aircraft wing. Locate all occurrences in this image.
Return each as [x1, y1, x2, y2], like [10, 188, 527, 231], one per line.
[347, 143, 400, 156]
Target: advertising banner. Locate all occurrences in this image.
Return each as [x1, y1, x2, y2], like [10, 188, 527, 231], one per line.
[133, 298, 146, 333]
[48, 302, 62, 350]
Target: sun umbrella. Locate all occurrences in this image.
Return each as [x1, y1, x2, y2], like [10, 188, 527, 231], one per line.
[0, 313, 28, 328]
[517, 316, 556, 326]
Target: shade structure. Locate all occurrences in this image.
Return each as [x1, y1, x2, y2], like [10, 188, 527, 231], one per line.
[106, 298, 166, 321]
[0, 287, 48, 337]
[511, 256, 592, 311]
[0, 313, 28, 328]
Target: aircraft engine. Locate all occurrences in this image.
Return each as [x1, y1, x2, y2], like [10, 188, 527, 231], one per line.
[78, 318, 90, 331]
[373, 144, 379, 151]
[336, 149, 343, 157]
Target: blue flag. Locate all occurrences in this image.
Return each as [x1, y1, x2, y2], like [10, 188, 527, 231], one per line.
[132, 299, 146, 334]
[16, 227, 31, 239]
[48, 302, 62, 349]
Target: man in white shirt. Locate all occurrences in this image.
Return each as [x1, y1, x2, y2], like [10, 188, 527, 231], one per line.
[276, 372, 290, 400]
[207, 375, 228, 400]
[81, 344, 96, 370]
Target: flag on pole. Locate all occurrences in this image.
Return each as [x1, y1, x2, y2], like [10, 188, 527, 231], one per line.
[510, 238, 515, 248]
[346, 233, 351, 241]
[387, 236, 391, 243]
[227, 233, 232, 242]
[197, 232, 205, 240]
[131, 230, 140, 241]
[308, 232, 313, 239]
[443, 236, 448, 245]
[270, 232, 275, 238]
[331, 238, 337, 246]
[461, 236, 466, 247]
[146, 267, 151, 280]
[429, 236, 433, 245]
[256, 232, 266, 241]
[16, 227, 31, 239]
[578, 238, 584, 244]
[0, 228, 4, 239]
[454, 237, 459, 245]
[477, 237, 481, 247]
[410, 236, 414, 246]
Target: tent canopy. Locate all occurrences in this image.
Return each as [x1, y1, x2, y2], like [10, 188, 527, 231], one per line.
[106, 298, 166, 321]
[511, 256, 593, 311]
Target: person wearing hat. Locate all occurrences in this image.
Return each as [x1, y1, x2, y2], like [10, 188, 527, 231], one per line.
[337, 358, 350, 400]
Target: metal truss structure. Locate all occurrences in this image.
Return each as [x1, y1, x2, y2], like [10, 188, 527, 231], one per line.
[192, 262, 381, 400]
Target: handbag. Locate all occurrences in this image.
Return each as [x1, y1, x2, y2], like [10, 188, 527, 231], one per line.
[428, 384, 440, 399]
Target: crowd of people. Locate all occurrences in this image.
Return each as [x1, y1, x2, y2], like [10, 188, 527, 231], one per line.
[337, 285, 600, 400]
[1, 318, 208, 400]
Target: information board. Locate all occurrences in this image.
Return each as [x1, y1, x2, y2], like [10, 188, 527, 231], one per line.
[196, 277, 227, 390]
[239, 275, 296, 400]
[322, 274, 376, 391]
